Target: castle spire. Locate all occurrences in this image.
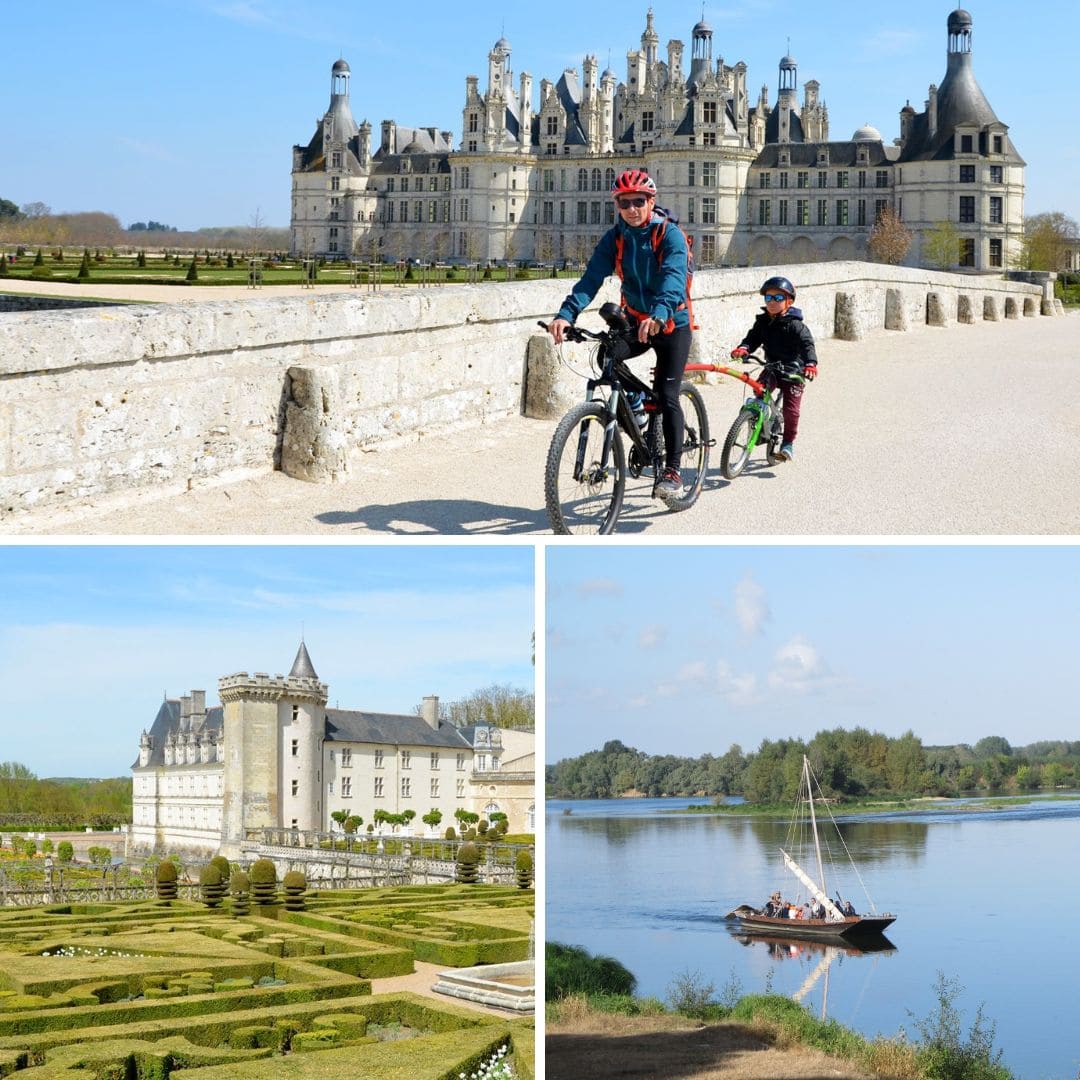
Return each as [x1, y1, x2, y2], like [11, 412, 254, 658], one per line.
[289, 640, 318, 680]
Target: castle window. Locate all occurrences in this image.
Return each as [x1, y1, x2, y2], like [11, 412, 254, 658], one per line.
[291, 779, 299, 796]
[702, 132, 716, 146]
[331, 152, 342, 168]
[779, 172, 789, 189]
[291, 705, 299, 722]
[699, 235, 716, 263]
[542, 201, 554, 225]
[989, 239, 1003, 267]
[546, 116, 558, 136]
[797, 171, 809, 189]
[328, 780, 334, 795]
[413, 202, 422, 222]
[477, 754, 488, 771]
[836, 171, 849, 189]
[401, 777, 411, 798]
[959, 238, 975, 266]
[342, 775, 352, 797]
[857, 200, 867, 226]
[816, 199, 828, 225]
[701, 162, 717, 186]
[688, 162, 695, 187]
[341, 748, 352, 767]
[468, 113, 479, 133]
[457, 753, 466, 771]
[577, 168, 588, 191]
[959, 196, 976, 223]
[701, 197, 717, 225]
[988, 196, 1003, 224]
[993, 135, 1003, 154]
[836, 199, 849, 225]
[428, 202, 437, 223]
[758, 200, 771, 225]
[374, 776, 383, 797]
[874, 199, 890, 221]
[576, 201, 588, 224]
[401, 178, 409, 193]
[430, 176, 439, 191]
[542, 169, 555, 193]
[399, 200, 407, 221]
[702, 101, 717, 125]
[778, 200, 789, 225]
[291, 740, 299, 757]
[687, 198, 695, 224]
[387, 203, 394, 223]
[401, 750, 411, 769]
[331, 176, 340, 191]
[591, 168, 603, 191]
[960, 134, 974, 153]
[875, 170, 889, 188]
[431, 752, 440, 769]
[959, 165, 975, 183]
[990, 165, 1003, 184]
[817, 171, 828, 188]
[456, 778, 465, 797]
[590, 202, 601, 224]
[641, 111, 654, 133]
[759, 173, 771, 189]
[431, 778, 440, 798]
[375, 749, 384, 768]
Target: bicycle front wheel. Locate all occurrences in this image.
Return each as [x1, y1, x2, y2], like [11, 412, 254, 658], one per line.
[720, 407, 759, 479]
[545, 401, 626, 534]
[663, 381, 710, 512]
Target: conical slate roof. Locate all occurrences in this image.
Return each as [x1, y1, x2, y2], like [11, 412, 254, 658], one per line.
[289, 641, 318, 680]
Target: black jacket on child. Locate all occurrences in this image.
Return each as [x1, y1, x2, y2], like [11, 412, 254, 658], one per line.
[738, 307, 817, 377]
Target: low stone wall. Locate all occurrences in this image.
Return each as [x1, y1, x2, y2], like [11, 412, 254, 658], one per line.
[0, 261, 1048, 516]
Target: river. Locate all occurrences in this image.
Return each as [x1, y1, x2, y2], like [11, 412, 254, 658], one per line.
[546, 795, 1080, 1080]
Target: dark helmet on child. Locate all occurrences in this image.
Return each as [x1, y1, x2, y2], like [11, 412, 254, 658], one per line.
[760, 275, 796, 299]
[612, 169, 658, 198]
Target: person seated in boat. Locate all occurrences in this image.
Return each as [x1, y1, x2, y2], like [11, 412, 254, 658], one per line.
[809, 899, 824, 920]
[789, 902, 803, 919]
[843, 899, 857, 917]
[763, 891, 782, 917]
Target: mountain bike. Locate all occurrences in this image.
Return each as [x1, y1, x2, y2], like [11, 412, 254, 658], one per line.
[707, 355, 803, 480]
[541, 303, 711, 535]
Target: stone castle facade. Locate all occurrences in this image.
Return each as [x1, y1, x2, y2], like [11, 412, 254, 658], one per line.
[129, 643, 535, 858]
[291, 8, 1023, 273]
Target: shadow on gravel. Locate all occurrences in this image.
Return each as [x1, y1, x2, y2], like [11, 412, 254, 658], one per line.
[315, 498, 550, 535]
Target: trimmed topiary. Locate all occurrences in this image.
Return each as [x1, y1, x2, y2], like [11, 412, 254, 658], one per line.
[230, 870, 251, 917]
[455, 842, 480, 884]
[156, 860, 178, 901]
[444, 826, 456, 841]
[282, 870, 307, 912]
[515, 850, 533, 889]
[199, 863, 226, 908]
[57, 841, 73, 863]
[249, 858, 278, 906]
[210, 855, 230, 880]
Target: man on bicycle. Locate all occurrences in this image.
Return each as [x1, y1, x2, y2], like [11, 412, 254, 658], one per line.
[730, 275, 818, 462]
[547, 169, 693, 501]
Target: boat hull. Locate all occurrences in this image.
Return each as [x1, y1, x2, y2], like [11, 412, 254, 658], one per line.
[730, 907, 895, 942]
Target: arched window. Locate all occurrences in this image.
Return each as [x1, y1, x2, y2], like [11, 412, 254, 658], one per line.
[577, 168, 588, 191]
[604, 167, 616, 191]
[591, 168, 603, 191]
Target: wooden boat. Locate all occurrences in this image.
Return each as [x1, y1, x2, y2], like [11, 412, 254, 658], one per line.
[727, 755, 897, 943]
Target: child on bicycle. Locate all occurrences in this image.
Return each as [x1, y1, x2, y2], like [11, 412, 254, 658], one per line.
[730, 275, 818, 462]
[548, 169, 692, 501]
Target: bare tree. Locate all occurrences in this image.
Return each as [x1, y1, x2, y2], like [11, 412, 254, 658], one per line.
[867, 206, 913, 265]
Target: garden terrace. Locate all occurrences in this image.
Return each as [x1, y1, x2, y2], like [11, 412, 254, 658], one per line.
[0, 885, 533, 1079]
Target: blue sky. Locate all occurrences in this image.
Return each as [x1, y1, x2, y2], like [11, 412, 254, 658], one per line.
[0, 544, 535, 778]
[545, 545, 1080, 763]
[2, 0, 1073, 230]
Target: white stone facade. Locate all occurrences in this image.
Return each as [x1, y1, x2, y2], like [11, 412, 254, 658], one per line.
[291, 9, 1023, 273]
[128, 645, 535, 858]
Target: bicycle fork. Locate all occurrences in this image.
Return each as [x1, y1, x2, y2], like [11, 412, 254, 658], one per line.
[572, 392, 620, 483]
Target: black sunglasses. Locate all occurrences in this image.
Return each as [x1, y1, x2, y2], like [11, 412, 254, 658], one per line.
[616, 197, 649, 209]
[762, 293, 790, 303]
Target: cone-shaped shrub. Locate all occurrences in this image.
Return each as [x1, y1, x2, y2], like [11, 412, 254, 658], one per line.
[185, 255, 199, 282]
[250, 858, 278, 905]
[444, 827, 456, 841]
[77, 249, 90, 279]
[199, 863, 225, 907]
[515, 850, 533, 889]
[455, 842, 480, 884]
[282, 870, 307, 911]
[156, 860, 178, 900]
[230, 870, 251, 917]
[0, 255, 8, 276]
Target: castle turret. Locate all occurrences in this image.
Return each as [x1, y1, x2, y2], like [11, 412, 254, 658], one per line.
[219, 642, 328, 850]
[139, 730, 152, 768]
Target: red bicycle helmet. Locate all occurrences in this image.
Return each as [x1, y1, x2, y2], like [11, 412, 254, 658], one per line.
[612, 169, 657, 198]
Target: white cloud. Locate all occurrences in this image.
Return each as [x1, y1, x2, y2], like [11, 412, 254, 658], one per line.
[577, 577, 623, 598]
[768, 637, 843, 694]
[733, 572, 770, 636]
[638, 624, 666, 649]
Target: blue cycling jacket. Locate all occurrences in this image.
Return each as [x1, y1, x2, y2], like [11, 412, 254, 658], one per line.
[556, 213, 690, 331]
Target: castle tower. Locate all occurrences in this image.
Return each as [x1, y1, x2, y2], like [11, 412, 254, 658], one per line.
[324, 59, 359, 150]
[688, 17, 713, 89]
[641, 8, 659, 66]
[219, 642, 328, 850]
[777, 53, 797, 143]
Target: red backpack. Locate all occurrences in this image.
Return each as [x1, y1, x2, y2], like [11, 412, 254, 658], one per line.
[613, 206, 698, 332]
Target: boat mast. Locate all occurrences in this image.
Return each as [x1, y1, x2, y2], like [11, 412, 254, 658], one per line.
[805, 755, 828, 898]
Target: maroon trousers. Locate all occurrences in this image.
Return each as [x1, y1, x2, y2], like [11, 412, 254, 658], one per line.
[764, 374, 805, 443]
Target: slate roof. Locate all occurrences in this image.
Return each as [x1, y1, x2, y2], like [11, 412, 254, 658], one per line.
[133, 699, 223, 770]
[752, 140, 899, 169]
[325, 708, 472, 750]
